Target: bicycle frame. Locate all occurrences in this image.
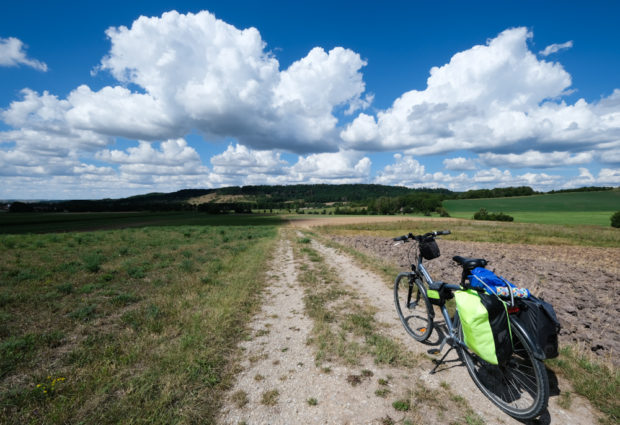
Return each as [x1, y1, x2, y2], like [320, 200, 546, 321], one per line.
[414, 256, 546, 361]
[411, 257, 464, 351]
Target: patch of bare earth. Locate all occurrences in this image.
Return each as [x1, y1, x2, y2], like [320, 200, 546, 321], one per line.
[221, 225, 604, 424]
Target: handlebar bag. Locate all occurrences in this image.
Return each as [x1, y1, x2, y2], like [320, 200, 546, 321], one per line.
[516, 296, 560, 359]
[456, 289, 513, 365]
[419, 238, 440, 260]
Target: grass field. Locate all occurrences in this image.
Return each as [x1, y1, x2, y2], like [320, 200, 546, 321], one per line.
[443, 190, 620, 226]
[0, 215, 280, 424]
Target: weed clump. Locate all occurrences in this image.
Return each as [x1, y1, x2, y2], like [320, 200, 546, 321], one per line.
[55, 283, 73, 295]
[392, 399, 410, 411]
[81, 252, 104, 273]
[231, 390, 248, 408]
[261, 389, 279, 406]
[69, 304, 97, 321]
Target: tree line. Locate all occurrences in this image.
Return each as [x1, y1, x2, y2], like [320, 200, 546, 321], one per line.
[6, 185, 609, 215]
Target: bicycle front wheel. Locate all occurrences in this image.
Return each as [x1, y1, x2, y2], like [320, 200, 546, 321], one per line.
[457, 315, 549, 420]
[394, 273, 433, 342]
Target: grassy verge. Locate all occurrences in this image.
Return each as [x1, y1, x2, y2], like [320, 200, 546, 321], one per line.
[0, 219, 279, 424]
[547, 346, 619, 425]
[312, 218, 620, 247]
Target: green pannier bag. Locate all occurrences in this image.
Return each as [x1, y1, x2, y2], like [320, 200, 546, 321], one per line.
[455, 289, 512, 365]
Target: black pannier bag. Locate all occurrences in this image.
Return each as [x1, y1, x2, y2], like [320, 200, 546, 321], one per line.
[419, 238, 440, 260]
[480, 292, 513, 364]
[516, 296, 560, 359]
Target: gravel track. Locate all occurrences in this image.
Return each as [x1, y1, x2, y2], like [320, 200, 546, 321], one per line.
[220, 229, 603, 424]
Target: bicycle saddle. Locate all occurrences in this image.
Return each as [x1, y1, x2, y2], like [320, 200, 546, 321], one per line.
[452, 256, 487, 270]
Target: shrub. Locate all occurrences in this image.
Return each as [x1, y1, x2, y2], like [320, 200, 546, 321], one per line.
[473, 208, 514, 222]
[493, 212, 514, 222]
[611, 211, 620, 228]
[473, 208, 490, 220]
[436, 207, 451, 217]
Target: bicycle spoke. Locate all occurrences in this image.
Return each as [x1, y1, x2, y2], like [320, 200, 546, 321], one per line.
[510, 366, 538, 395]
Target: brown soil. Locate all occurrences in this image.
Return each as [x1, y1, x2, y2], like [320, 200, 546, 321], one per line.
[327, 234, 620, 364]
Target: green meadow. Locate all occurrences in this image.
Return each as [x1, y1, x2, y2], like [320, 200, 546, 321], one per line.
[443, 190, 620, 226]
[0, 215, 280, 424]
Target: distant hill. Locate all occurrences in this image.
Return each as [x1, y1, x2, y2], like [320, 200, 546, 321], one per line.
[7, 185, 618, 221]
[11, 184, 445, 213]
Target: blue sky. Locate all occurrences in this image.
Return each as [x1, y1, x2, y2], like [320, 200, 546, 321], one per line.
[1, 1, 619, 199]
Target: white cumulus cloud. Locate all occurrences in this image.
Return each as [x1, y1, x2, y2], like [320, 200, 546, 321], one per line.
[80, 10, 368, 152]
[210, 143, 288, 177]
[479, 150, 594, 168]
[342, 28, 620, 160]
[443, 157, 478, 171]
[288, 150, 372, 183]
[0, 37, 47, 71]
[96, 139, 208, 176]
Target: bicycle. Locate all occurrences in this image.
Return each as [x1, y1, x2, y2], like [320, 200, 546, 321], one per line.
[393, 230, 549, 420]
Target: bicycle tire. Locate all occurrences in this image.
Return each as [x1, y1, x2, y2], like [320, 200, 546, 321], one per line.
[394, 273, 433, 342]
[456, 314, 549, 420]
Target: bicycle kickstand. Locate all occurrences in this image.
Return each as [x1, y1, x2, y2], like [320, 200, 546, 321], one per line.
[429, 337, 453, 375]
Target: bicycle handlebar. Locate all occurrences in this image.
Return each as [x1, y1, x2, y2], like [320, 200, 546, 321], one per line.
[392, 230, 451, 242]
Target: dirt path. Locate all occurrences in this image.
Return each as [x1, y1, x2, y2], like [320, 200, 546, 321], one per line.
[220, 230, 601, 424]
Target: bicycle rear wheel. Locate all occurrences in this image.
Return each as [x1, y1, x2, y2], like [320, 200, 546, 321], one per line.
[457, 315, 549, 420]
[394, 273, 433, 342]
